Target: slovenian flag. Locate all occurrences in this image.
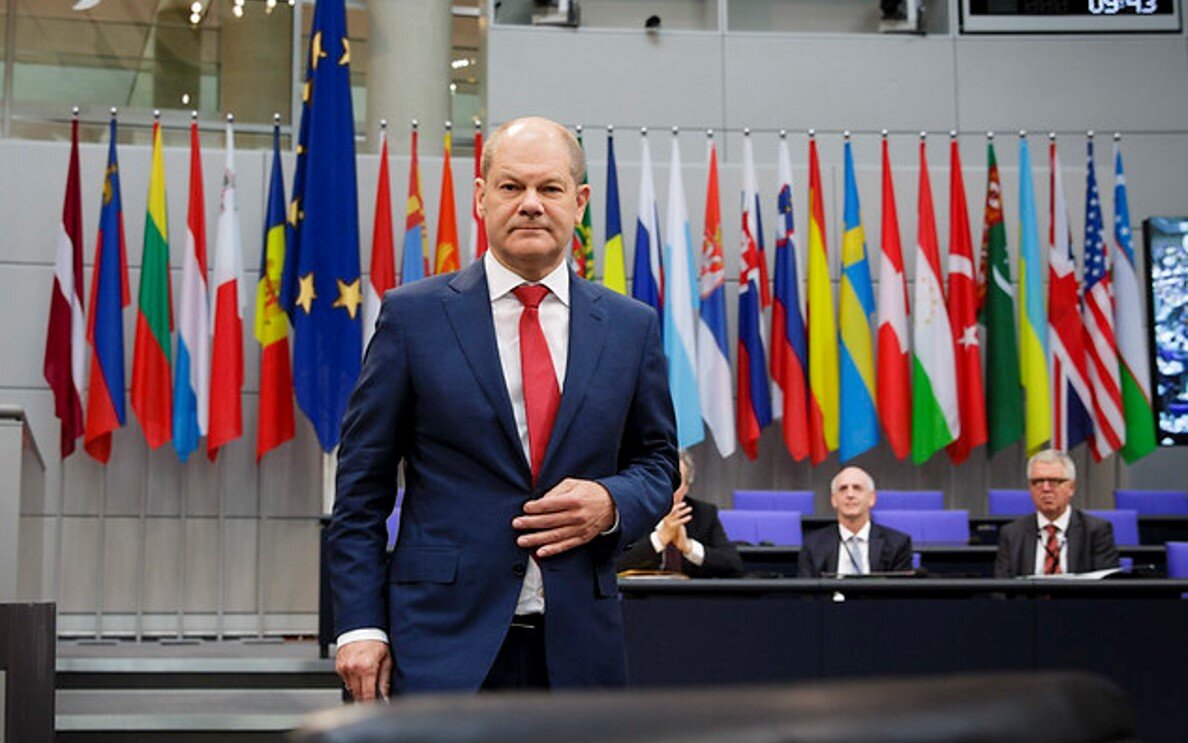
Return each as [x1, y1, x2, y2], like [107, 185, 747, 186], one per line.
[770, 132, 809, 461]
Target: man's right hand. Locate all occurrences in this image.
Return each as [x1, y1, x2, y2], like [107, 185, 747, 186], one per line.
[335, 639, 392, 702]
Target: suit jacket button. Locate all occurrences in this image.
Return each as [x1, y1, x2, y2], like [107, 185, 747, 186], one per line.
[512, 563, 526, 577]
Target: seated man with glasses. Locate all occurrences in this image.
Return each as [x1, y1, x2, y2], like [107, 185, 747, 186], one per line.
[994, 448, 1120, 578]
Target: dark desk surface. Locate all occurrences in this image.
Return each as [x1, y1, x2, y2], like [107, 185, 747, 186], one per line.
[800, 515, 1188, 546]
[619, 576, 1188, 598]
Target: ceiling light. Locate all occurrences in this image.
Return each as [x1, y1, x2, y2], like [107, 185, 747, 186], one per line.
[191, 1, 202, 12]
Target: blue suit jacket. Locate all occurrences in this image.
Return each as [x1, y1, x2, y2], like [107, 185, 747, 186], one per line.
[329, 260, 678, 693]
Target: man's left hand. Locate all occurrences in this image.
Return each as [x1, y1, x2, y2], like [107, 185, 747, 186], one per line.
[514, 478, 616, 558]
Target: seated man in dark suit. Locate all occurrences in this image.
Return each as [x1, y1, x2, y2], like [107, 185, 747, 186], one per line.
[994, 448, 1120, 577]
[798, 466, 913, 577]
[617, 450, 743, 577]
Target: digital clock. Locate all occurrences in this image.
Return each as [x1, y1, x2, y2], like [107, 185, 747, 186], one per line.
[962, 0, 1182, 32]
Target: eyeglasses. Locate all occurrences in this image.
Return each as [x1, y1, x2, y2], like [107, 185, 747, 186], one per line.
[1028, 477, 1070, 488]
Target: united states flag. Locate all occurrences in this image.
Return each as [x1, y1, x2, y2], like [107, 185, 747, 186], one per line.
[1081, 137, 1124, 460]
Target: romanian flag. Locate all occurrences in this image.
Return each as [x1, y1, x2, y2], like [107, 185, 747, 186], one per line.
[434, 125, 460, 274]
[84, 116, 130, 463]
[876, 133, 912, 460]
[571, 126, 595, 280]
[364, 125, 395, 348]
[130, 118, 173, 450]
[401, 123, 429, 284]
[1017, 135, 1051, 455]
[173, 118, 210, 462]
[697, 136, 735, 458]
[770, 133, 809, 461]
[470, 121, 488, 262]
[208, 118, 244, 461]
[602, 128, 627, 294]
[256, 123, 295, 462]
[737, 132, 772, 460]
[838, 136, 878, 462]
[806, 134, 838, 463]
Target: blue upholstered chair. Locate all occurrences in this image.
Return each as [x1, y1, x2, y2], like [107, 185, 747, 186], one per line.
[1085, 509, 1140, 546]
[732, 489, 814, 514]
[987, 489, 1033, 516]
[873, 490, 945, 510]
[1165, 542, 1188, 579]
[1114, 489, 1188, 515]
[873, 509, 970, 546]
[718, 510, 758, 545]
[718, 509, 802, 546]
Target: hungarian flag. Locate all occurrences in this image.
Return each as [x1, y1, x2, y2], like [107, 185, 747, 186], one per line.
[571, 126, 595, 279]
[364, 125, 395, 348]
[1018, 135, 1051, 455]
[400, 123, 429, 284]
[980, 137, 1023, 455]
[771, 133, 809, 461]
[602, 128, 627, 294]
[697, 136, 735, 458]
[911, 135, 958, 464]
[876, 134, 911, 460]
[256, 123, 295, 462]
[806, 134, 839, 464]
[946, 135, 987, 463]
[84, 116, 130, 463]
[434, 125, 460, 274]
[173, 118, 210, 462]
[130, 118, 174, 450]
[208, 119, 244, 461]
[44, 114, 86, 458]
[470, 121, 488, 261]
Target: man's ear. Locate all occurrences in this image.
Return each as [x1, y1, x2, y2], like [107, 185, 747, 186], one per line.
[474, 177, 486, 220]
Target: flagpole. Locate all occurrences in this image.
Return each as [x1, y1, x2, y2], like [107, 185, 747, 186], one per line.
[177, 462, 188, 640]
[216, 451, 225, 640]
[323, 450, 336, 515]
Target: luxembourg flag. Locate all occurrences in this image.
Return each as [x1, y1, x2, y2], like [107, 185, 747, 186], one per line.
[173, 117, 210, 462]
[663, 132, 704, 449]
[207, 118, 244, 461]
[631, 129, 662, 321]
[697, 135, 735, 458]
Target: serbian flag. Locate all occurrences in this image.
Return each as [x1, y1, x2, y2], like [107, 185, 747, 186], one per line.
[208, 118, 244, 461]
[946, 134, 987, 463]
[697, 135, 735, 458]
[364, 124, 395, 348]
[632, 130, 662, 321]
[737, 132, 773, 460]
[434, 124, 460, 274]
[470, 120, 488, 261]
[806, 134, 839, 464]
[400, 123, 429, 284]
[771, 133, 810, 461]
[44, 113, 86, 458]
[602, 128, 627, 294]
[84, 116, 130, 463]
[876, 133, 912, 460]
[173, 118, 210, 462]
[131, 118, 174, 450]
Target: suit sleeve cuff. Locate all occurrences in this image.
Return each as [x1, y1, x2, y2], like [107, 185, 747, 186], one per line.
[337, 628, 389, 647]
[600, 509, 620, 536]
[648, 530, 664, 553]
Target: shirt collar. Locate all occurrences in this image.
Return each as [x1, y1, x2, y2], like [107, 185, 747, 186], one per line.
[839, 520, 872, 542]
[1038, 507, 1072, 533]
[484, 251, 570, 307]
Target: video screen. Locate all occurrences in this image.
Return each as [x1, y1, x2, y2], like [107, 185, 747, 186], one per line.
[1144, 217, 1188, 446]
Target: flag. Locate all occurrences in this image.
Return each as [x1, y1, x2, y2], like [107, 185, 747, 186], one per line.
[571, 127, 595, 280]
[980, 137, 1024, 455]
[911, 136, 958, 464]
[208, 119, 245, 461]
[1018, 135, 1051, 455]
[742, 134, 775, 413]
[1047, 137, 1093, 453]
[1081, 135, 1124, 461]
[287, 0, 362, 452]
[470, 121, 488, 262]
[84, 117, 130, 463]
[173, 119, 210, 462]
[434, 126, 460, 274]
[603, 129, 627, 294]
[876, 133, 912, 460]
[131, 118, 173, 450]
[662, 134, 704, 449]
[44, 114, 86, 458]
[400, 124, 429, 284]
[632, 131, 662, 320]
[1112, 138, 1156, 462]
[946, 135, 987, 463]
[838, 137, 878, 461]
[697, 137, 735, 458]
[256, 123, 296, 462]
[738, 133, 774, 459]
[364, 125, 395, 348]
[806, 134, 838, 464]
[771, 134, 810, 461]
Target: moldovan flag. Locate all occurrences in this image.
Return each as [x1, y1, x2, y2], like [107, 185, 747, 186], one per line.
[697, 136, 735, 458]
[838, 136, 878, 462]
[738, 132, 773, 459]
[911, 135, 958, 464]
[401, 123, 429, 284]
[207, 119, 244, 461]
[771, 133, 810, 461]
[602, 129, 627, 294]
[877, 134, 912, 460]
[84, 116, 130, 463]
[470, 121, 488, 262]
[130, 118, 173, 450]
[44, 114, 86, 458]
[256, 123, 295, 462]
[806, 134, 838, 464]
[173, 118, 210, 462]
[1081, 135, 1123, 461]
[1018, 135, 1051, 455]
[1112, 138, 1156, 462]
[632, 130, 662, 321]
[572, 127, 595, 279]
[434, 125, 460, 274]
[946, 135, 987, 463]
[364, 125, 395, 348]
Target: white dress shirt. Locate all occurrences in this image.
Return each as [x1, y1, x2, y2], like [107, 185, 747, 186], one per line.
[648, 529, 706, 566]
[836, 521, 872, 576]
[1033, 507, 1072, 575]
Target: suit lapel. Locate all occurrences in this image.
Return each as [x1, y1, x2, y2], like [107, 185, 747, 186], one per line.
[1067, 510, 1087, 573]
[822, 528, 840, 574]
[867, 526, 884, 573]
[442, 262, 526, 471]
[1021, 515, 1039, 575]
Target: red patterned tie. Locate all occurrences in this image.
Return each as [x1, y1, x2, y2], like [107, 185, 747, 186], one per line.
[1043, 524, 1062, 575]
[513, 285, 561, 483]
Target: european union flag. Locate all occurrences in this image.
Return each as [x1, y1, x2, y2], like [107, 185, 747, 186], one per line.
[282, 0, 361, 452]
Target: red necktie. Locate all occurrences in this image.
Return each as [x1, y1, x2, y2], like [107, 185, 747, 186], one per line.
[663, 543, 683, 573]
[1043, 524, 1062, 575]
[513, 285, 561, 483]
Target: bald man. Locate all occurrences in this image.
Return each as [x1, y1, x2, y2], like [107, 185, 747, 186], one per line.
[798, 466, 913, 577]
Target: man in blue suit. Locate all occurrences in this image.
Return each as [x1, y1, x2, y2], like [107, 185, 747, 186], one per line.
[329, 116, 678, 699]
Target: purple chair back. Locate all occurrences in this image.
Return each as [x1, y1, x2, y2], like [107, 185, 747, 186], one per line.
[873, 510, 970, 546]
[1085, 509, 1140, 546]
[988, 489, 1033, 516]
[1165, 542, 1188, 578]
[718, 510, 802, 546]
[873, 490, 945, 510]
[1114, 489, 1188, 515]
[733, 489, 814, 514]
